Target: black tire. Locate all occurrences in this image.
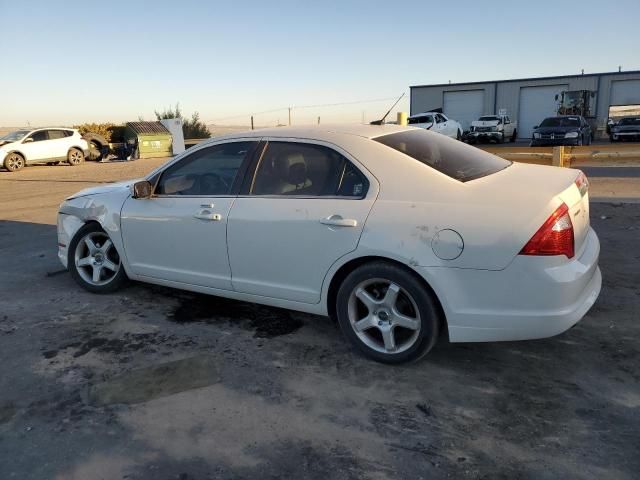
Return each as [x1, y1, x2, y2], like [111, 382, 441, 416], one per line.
[68, 223, 128, 294]
[67, 148, 85, 166]
[456, 130, 462, 141]
[335, 261, 441, 364]
[511, 130, 517, 142]
[4, 152, 26, 172]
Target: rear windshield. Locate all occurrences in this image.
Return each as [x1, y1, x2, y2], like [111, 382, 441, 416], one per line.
[540, 117, 580, 127]
[374, 129, 511, 182]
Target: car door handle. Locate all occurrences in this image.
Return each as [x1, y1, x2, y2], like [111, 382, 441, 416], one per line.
[320, 215, 358, 227]
[194, 209, 222, 221]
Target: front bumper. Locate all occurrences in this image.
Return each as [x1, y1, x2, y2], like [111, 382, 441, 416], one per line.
[467, 131, 502, 143]
[418, 227, 601, 343]
[530, 137, 580, 146]
[57, 212, 84, 269]
[611, 132, 640, 141]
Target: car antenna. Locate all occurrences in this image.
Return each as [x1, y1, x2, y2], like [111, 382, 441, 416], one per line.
[370, 93, 405, 125]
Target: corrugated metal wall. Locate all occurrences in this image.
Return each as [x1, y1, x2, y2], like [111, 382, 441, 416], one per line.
[410, 71, 640, 136]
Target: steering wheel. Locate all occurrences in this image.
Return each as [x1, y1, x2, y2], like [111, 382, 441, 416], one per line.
[199, 173, 229, 195]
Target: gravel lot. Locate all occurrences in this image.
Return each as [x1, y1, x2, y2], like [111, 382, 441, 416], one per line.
[1, 160, 639, 479]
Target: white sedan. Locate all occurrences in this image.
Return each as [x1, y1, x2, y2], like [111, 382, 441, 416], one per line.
[57, 125, 601, 363]
[407, 112, 463, 140]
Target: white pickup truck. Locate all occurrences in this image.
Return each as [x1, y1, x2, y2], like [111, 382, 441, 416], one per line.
[467, 114, 517, 144]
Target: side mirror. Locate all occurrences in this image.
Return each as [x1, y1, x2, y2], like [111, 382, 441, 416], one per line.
[132, 180, 152, 199]
[23, 137, 34, 143]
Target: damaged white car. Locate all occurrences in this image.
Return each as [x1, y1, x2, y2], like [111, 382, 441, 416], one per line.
[58, 125, 601, 363]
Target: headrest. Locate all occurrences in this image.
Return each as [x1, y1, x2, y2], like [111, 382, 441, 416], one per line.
[288, 162, 307, 185]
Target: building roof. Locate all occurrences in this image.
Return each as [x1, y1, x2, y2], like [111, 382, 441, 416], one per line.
[126, 121, 170, 135]
[410, 70, 640, 89]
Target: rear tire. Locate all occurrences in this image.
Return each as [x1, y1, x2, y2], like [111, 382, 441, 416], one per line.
[68, 148, 85, 166]
[511, 130, 517, 142]
[456, 130, 462, 141]
[336, 261, 441, 364]
[3, 152, 25, 172]
[68, 223, 128, 294]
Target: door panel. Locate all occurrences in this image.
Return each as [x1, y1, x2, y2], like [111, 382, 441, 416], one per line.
[22, 130, 50, 162]
[120, 140, 258, 289]
[121, 196, 235, 289]
[228, 197, 374, 303]
[227, 139, 376, 304]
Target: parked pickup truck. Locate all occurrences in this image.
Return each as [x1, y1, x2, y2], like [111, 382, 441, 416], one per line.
[467, 115, 517, 144]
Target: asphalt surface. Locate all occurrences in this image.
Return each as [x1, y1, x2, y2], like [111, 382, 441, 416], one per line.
[1, 160, 639, 479]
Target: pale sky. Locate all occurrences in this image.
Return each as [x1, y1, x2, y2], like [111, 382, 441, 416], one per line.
[1, 0, 639, 127]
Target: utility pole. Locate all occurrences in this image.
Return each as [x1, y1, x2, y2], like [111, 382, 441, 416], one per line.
[317, 116, 320, 125]
[288, 107, 292, 126]
[251, 116, 254, 130]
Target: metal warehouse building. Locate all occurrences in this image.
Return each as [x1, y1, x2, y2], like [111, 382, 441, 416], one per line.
[410, 70, 640, 139]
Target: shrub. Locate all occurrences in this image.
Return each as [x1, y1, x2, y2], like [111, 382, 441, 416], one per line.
[155, 103, 210, 139]
[73, 123, 119, 142]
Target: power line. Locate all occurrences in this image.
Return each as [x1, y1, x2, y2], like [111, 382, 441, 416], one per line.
[207, 95, 403, 124]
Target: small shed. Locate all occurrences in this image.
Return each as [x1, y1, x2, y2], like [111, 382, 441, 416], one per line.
[124, 121, 173, 158]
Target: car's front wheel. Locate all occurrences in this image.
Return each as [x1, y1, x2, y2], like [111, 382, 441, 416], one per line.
[4, 153, 25, 172]
[68, 223, 127, 293]
[336, 262, 441, 363]
[68, 148, 85, 166]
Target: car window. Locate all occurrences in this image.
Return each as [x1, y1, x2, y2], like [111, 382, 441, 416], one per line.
[436, 114, 446, 124]
[539, 117, 580, 128]
[374, 129, 511, 182]
[156, 142, 255, 196]
[47, 130, 67, 140]
[408, 115, 434, 125]
[27, 130, 48, 142]
[251, 142, 368, 198]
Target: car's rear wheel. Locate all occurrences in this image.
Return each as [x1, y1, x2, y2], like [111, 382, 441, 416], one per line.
[336, 262, 441, 363]
[68, 223, 127, 293]
[511, 130, 517, 142]
[67, 148, 85, 166]
[4, 153, 25, 172]
[456, 130, 462, 141]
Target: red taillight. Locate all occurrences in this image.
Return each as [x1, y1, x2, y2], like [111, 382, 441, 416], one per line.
[575, 171, 589, 197]
[520, 203, 574, 258]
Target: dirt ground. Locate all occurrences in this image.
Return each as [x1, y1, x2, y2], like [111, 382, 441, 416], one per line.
[0, 159, 639, 479]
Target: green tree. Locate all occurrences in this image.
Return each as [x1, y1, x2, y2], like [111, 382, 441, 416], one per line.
[154, 103, 210, 139]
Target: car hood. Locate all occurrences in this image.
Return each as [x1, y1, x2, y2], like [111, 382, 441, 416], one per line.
[0, 140, 17, 148]
[67, 179, 139, 200]
[534, 126, 578, 134]
[613, 125, 640, 132]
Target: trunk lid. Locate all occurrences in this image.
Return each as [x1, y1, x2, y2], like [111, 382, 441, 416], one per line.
[460, 162, 588, 269]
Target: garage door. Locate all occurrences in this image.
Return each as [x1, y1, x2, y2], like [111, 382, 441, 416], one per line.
[610, 80, 640, 105]
[443, 90, 484, 131]
[518, 85, 568, 138]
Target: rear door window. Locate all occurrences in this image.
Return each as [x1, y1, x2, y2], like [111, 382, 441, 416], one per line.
[251, 142, 368, 197]
[374, 129, 511, 182]
[47, 130, 67, 140]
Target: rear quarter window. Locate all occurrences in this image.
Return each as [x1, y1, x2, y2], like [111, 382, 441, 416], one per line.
[373, 129, 511, 182]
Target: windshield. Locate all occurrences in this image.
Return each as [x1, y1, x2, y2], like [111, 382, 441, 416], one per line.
[539, 117, 580, 128]
[408, 115, 434, 125]
[618, 117, 640, 126]
[0, 130, 30, 142]
[374, 129, 511, 182]
[478, 116, 500, 122]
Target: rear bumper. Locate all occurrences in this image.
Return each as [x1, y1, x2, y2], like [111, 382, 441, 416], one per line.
[418, 227, 601, 342]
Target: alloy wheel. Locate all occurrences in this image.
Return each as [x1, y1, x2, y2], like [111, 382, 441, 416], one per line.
[74, 231, 121, 286]
[69, 149, 84, 165]
[6, 154, 25, 171]
[347, 278, 421, 354]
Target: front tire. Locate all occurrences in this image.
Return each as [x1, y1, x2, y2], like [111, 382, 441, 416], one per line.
[68, 148, 85, 166]
[68, 223, 127, 293]
[456, 130, 462, 141]
[336, 262, 441, 363]
[4, 153, 25, 172]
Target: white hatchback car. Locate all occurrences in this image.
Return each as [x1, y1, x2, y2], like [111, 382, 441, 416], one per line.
[57, 125, 601, 363]
[0, 128, 89, 172]
[407, 112, 463, 140]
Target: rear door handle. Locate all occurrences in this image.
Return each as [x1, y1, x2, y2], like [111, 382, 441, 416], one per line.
[320, 215, 358, 227]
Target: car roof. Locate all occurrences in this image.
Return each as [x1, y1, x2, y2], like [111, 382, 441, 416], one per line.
[409, 112, 439, 117]
[206, 124, 414, 143]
